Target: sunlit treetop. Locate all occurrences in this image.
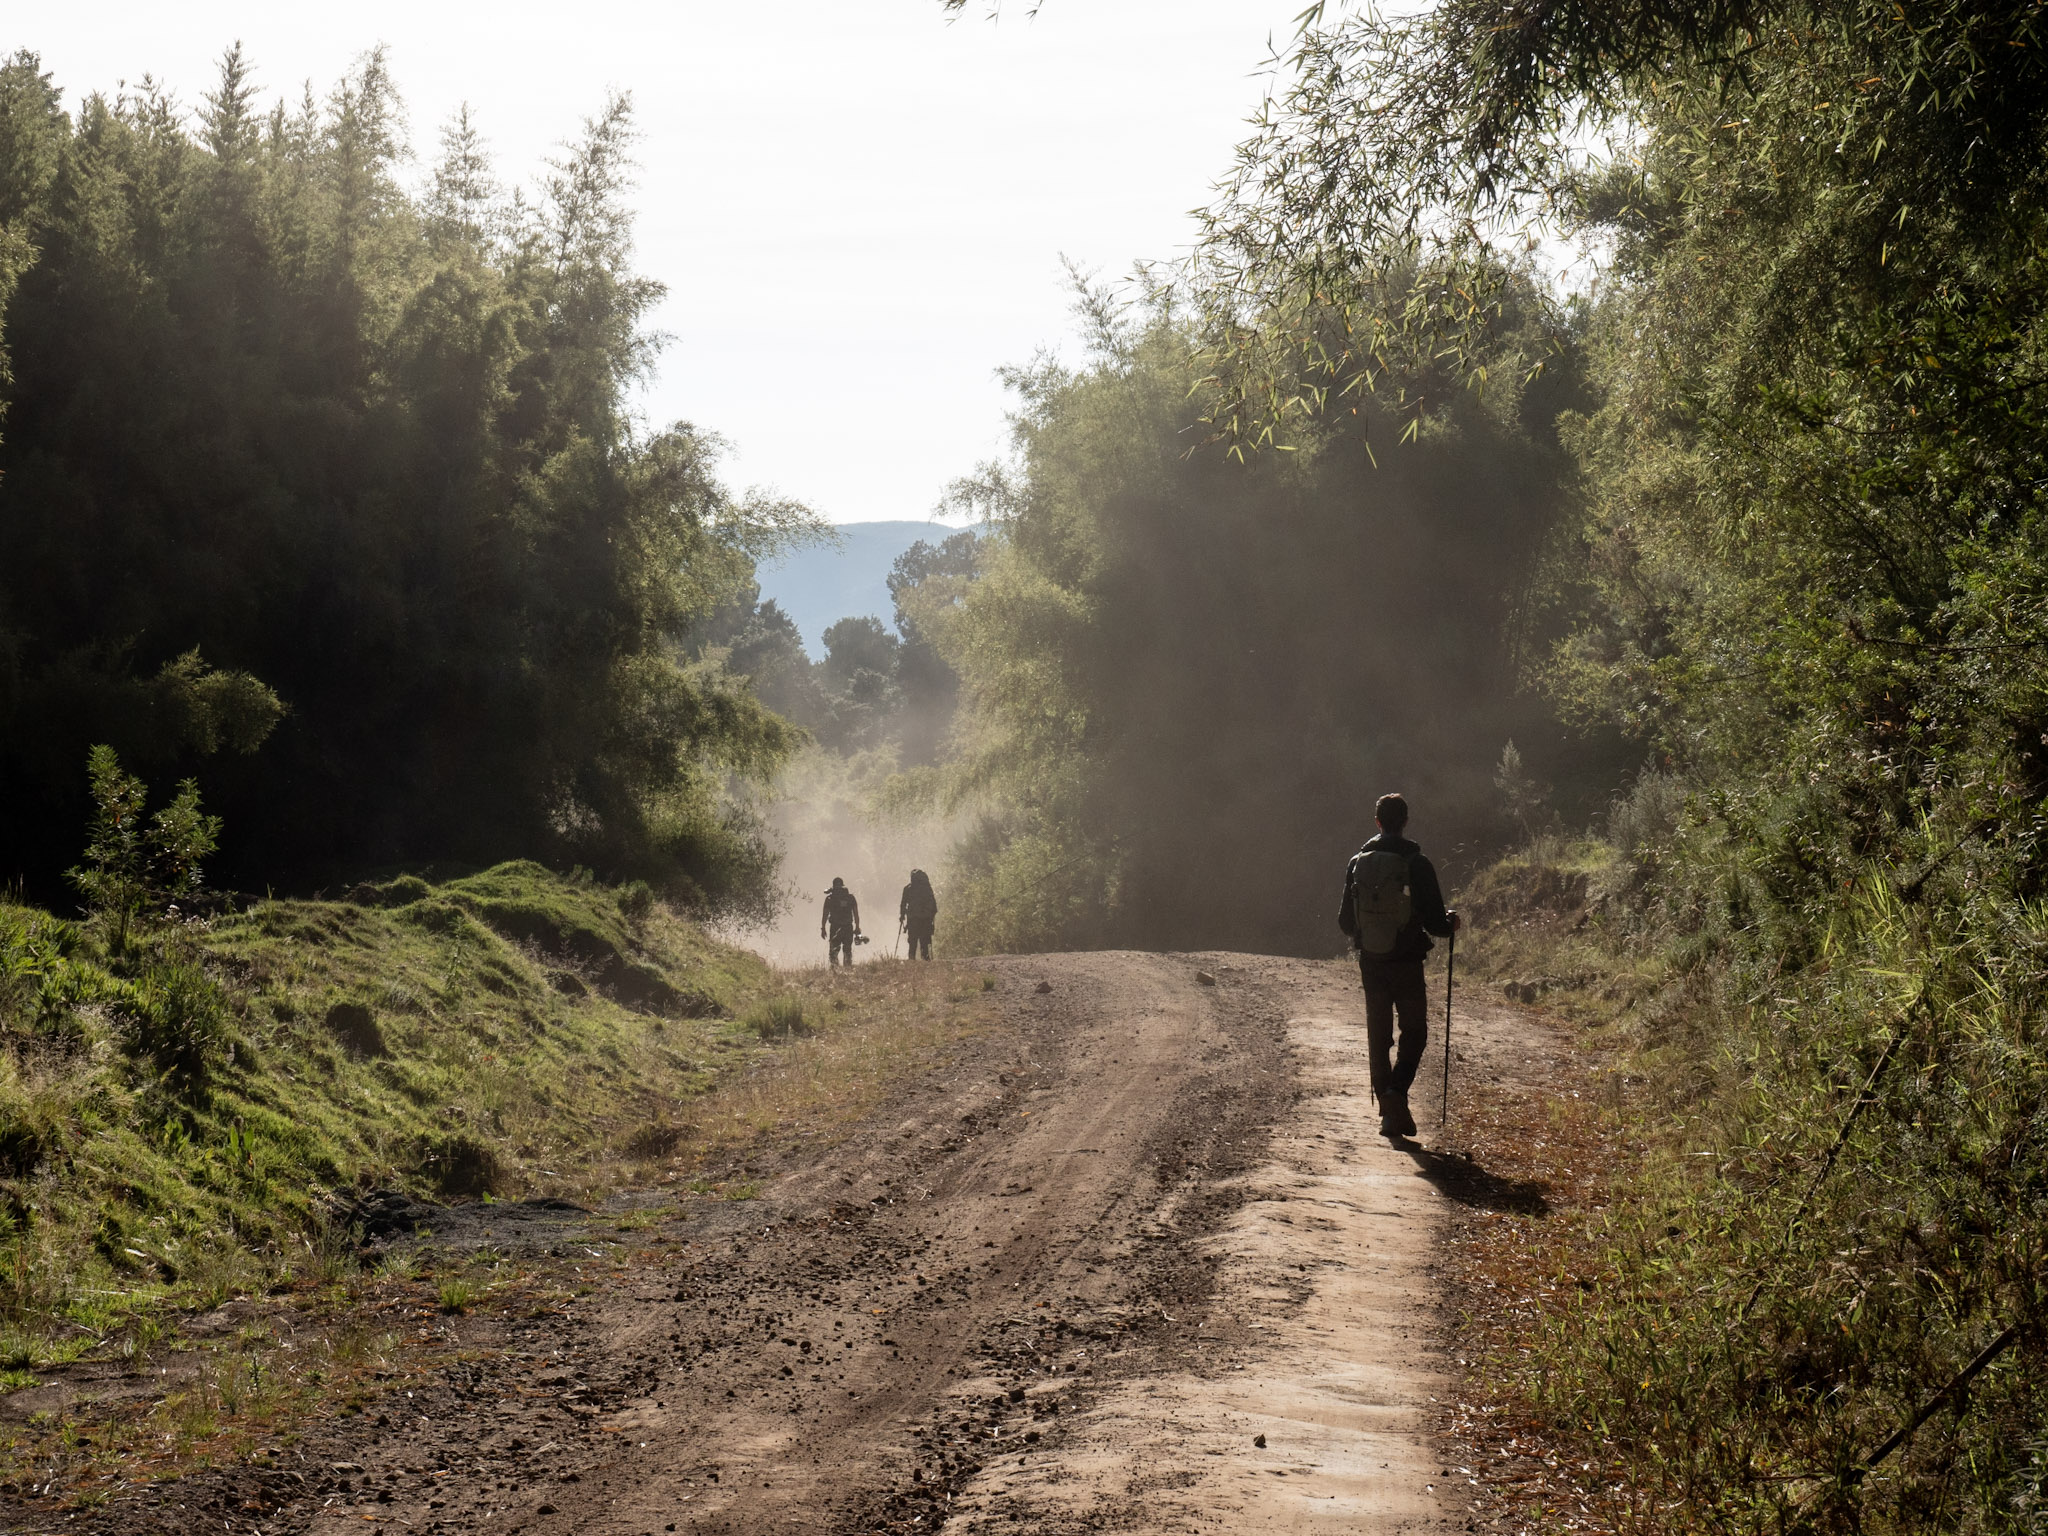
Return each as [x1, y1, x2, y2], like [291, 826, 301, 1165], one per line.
[941, 0, 2048, 446]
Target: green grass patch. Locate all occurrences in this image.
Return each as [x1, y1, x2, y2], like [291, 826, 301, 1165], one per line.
[436, 1277, 479, 1314]
[0, 860, 773, 1369]
[740, 996, 809, 1039]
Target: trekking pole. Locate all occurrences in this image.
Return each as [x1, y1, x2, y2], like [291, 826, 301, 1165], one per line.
[1440, 921, 1456, 1130]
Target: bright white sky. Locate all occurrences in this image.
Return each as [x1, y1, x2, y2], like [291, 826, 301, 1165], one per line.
[23, 1, 1307, 525]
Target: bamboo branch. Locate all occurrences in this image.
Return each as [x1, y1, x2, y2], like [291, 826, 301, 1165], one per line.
[1790, 1024, 1907, 1217]
[1782, 1320, 2024, 1534]
[1739, 989, 1926, 1321]
[1846, 1321, 2021, 1485]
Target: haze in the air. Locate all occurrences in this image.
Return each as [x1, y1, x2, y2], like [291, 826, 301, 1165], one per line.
[30, 0, 1307, 526]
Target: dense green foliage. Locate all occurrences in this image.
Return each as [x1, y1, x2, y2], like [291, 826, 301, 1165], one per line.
[911, 299, 1614, 955]
[0, 49, 810, 911]
[1551, 32, 2048, 919]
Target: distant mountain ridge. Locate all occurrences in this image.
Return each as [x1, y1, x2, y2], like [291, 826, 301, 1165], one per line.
[757, 520, 952, 655]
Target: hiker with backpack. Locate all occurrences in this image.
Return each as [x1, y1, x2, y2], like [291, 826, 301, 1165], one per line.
[821, 876, 863, 967]
[899, 869, 938, 960]
[1337, 792, 1460, 1139]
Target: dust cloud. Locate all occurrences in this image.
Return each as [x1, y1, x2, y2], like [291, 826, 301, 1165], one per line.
[724, 747, 958, 968]
[941, 356, 1638, 957]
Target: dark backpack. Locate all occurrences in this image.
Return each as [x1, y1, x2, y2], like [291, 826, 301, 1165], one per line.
[823, 888, 857, 930]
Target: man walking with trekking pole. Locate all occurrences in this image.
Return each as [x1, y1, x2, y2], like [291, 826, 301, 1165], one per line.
[1337, 793, 1460, 1139]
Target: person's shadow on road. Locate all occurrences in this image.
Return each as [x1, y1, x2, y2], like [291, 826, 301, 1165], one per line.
[1390, 1138, 1549, 1215]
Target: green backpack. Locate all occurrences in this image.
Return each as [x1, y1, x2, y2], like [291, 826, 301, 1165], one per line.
[1351, 848, 1413, 957]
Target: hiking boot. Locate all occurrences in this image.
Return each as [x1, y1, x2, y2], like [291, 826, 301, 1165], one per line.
[1380, 1093, 1415, 1138]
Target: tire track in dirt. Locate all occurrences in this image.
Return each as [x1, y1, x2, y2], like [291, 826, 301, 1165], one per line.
[937, 960, 1474, 1535]
[507, 949, 1292, 1536]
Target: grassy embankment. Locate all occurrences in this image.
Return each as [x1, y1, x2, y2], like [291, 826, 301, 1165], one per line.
[1447, 838, 2043, 1535]
[0, 861, 992, 1498]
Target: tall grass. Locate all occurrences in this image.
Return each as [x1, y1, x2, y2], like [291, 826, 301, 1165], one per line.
[742, 996, 810, 1039]
[1480, 848, 2045, 1534]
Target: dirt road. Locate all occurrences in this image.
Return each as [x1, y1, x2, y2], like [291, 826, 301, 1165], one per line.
[56, 949, 1559, 1535]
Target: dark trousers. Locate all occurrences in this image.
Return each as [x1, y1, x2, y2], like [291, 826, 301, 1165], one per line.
[1358, 955, 1429, 1101]
[907, 925, 932, 960]
[829, 930, 855, 965]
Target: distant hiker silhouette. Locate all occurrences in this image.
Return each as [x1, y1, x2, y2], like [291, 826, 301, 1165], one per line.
[1337, 793, 1460, 1138]
[821, 877, 862, 966]
[899, 869, 938, 960]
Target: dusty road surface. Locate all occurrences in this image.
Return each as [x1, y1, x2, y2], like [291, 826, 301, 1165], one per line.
[51, 950, 1559, 1535]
